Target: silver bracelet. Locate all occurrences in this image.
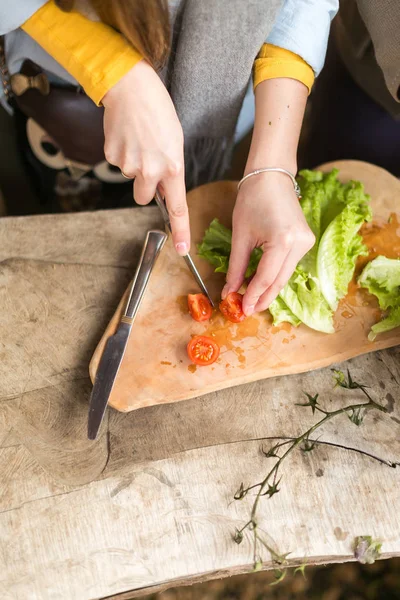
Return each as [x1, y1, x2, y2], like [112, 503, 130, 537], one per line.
[237, 167, 301, 198]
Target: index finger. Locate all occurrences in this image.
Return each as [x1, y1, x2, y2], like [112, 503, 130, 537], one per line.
[162, 172, 190, 256]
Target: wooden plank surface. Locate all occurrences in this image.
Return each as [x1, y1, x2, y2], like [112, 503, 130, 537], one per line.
[0, 161, 399, 600]
[90, 161, 400, 412]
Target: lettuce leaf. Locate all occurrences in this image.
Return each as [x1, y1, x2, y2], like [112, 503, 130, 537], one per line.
[197, 218, 262, 278]
[269, 296, 301, 327]
[197, 218, 232, 257]
[358, 256, 400, 310]
[299, 169, 345, 238]
[358, 256, 400, 340]
[368, 306, 400, 341]
[317, 199, 371, 311]
[297, 169, 340, 276]
[298, 171, 370, 281]
[279, 269, 334, 333]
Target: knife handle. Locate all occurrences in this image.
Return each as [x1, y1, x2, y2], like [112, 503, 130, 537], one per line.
[123, 229, 167, 322]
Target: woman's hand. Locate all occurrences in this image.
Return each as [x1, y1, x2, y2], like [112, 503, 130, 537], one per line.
[102, 60, 190, 255]
[223, 77, 312, 315]
[223, 172, 315, 315]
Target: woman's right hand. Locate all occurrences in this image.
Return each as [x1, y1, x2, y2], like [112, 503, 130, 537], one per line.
[102, 60, 190, 256]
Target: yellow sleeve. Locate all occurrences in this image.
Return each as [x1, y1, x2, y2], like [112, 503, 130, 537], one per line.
[253, 43, 315, 95]
[21, 1, 142, 106]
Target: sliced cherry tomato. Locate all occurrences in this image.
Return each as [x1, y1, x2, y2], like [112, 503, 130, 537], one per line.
[188, 293, 213, 322]
[219, 292, 246, 323]
[187, 335, 220, 366]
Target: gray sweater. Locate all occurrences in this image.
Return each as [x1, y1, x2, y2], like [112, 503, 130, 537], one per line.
[0, 0, 337, 185]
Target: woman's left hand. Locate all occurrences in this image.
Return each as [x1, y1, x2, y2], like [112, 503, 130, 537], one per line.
[222, 171, 315, 316]
[222, 77, 312, 316]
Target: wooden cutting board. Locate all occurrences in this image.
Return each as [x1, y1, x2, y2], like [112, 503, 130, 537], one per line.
[90, 160, 400, 412]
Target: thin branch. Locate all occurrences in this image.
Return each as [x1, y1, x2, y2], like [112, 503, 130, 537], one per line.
[233, 370, 398, 573]
[260, 436, 399, 468]
[249, 400, 377, 519]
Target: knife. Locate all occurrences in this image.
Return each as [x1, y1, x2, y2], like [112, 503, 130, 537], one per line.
[154, 190, 215, 307]
[87, 229, 167, 440]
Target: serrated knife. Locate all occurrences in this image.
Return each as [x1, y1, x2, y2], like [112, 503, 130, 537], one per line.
[87, 229, 167, 440]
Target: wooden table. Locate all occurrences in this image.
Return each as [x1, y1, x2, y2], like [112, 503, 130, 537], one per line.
[1, 202, 399, 600]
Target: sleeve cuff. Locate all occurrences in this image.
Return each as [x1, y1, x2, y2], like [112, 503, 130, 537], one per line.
[22, 0, 142, 105]
[253, 43, 315, 95]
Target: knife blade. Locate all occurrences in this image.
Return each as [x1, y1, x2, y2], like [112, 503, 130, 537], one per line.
[87, 229, 167, 440]
[154, 190, 215, 307]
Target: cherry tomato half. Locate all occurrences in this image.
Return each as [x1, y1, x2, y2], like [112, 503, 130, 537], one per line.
[187, 335, 220, 366]
[188, 293, 213, 322]
[219, 292, 246, 323]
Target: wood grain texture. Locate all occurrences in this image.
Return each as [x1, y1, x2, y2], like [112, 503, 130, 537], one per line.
[1, 360, 400, 600]
[90, 161, 400, 413]
[0, 162, 399, 600]
[0, 206, 162, 267]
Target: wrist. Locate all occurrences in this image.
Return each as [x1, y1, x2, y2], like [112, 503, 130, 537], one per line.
[246, 128, 298, 175]
[238, 167, 301, 197]
[245, 153, 298, 177]
[102, 59, 146, 108]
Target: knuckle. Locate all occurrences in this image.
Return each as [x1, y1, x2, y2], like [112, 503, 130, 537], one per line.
[226, 268, 234, 282]
[259, 278, 273, 290]
[169, 203, 188, 219]
[280, 225, 315, 251]
[281, 229, 294, 248]
[226, 270, 240, 286]
[247, 295, 260, 307]
[247, 284, 262, 301]
[139, 162, 159, 180]
[271, 278, 286, 294]
[167, 159, 183, 178]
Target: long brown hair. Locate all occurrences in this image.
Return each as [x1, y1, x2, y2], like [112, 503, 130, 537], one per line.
[56, 0, 171, 69]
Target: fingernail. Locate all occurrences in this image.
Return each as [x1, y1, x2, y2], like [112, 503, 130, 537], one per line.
[221, 284, 231, 299]
[245, 304, 255, 316]
[175, 242, 188, 256]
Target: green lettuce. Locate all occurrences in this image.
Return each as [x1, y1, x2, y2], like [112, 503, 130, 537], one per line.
[358, 256, 400, 310]
[358, 256, 400, 340]
[297, 169, 358, 275]
[299, 170, 371, 305]
[368, 306, 400, 341]
[269, 296, 301, 327]
[197, 219, 262, 278]
[197, 170, 372, 334]
[278, 269, 334, 333]
[317, 199, 371, 310]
